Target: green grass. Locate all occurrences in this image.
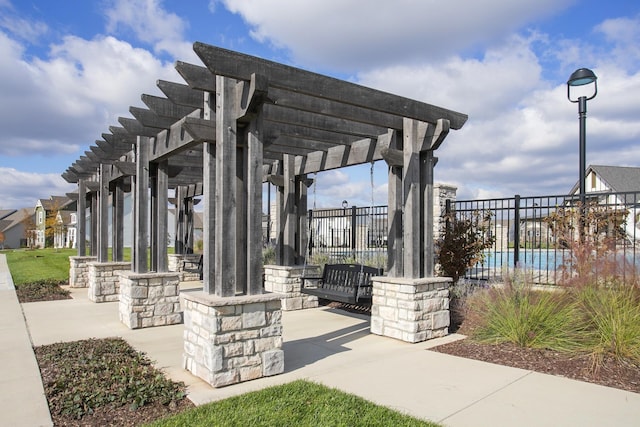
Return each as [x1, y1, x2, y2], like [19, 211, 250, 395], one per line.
[146, 380, 438, 427]
[2, 248, 75, 285]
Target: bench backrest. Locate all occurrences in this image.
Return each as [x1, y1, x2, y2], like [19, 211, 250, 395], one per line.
[321, 263, 383, 297]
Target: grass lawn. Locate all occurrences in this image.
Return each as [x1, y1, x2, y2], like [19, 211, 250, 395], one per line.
[146, 380, 438, 427]
[2, 248, 75, 285]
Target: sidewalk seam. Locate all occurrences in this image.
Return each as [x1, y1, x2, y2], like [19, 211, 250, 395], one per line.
[438, 370, 534, 424]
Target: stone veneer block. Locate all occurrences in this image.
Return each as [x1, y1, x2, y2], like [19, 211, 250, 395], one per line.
[69, 256, 97, 288]
[168, 253, 202, 281]
[180, 290, 284, 388]
[371, 276, 452, 343]
[118, 271, 182, 329]
[87, 261, 131, 303]
[263, 265, 320, 311]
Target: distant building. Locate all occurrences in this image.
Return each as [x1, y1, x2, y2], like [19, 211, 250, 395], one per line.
[0, 208, 34, 249]
[34, 196, 76, 248]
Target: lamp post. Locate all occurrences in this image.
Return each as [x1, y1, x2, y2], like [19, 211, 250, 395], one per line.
[567, 67, 597, 239]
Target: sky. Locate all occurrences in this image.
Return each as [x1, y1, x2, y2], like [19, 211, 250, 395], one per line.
[0, 0, 639, 210]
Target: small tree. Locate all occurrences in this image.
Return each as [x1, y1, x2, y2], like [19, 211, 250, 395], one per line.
[21, 215, 37, 249]
[436, 210, 495, 285]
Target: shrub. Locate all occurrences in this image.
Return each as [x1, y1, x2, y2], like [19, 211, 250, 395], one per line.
[465, 270, 584, 351]
[436, 210, 494, 284]
[15, 279, 71, 303]
[575, 281, 640, 365]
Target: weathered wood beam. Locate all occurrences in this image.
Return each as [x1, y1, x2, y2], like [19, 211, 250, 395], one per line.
[119, 117, 158, 137]
[157, 80, 204, 109]
[176, 61, 216, 92]
[148, 112, 207, 162]
[193, 42, 468, 130]
[130, 106, 178, 130]
[419, 118, 450, 152]
[114, 161, 136, 176]
[181, 116, 216, 143]
[142, 94, 198, 119]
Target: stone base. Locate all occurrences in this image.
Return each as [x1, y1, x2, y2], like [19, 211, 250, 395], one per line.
[371, 276, 451, 343]
[118, 271, 182, 329]
[181, 290, 284, 388]
[69, 256, 97, 288]
[263, 265, 320, 311]
[88, 261, 131, 302]
[168, 253, 202, 281]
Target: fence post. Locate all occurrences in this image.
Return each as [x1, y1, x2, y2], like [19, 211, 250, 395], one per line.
[514, 194, 520, 268]
[351, 205, 357, 261]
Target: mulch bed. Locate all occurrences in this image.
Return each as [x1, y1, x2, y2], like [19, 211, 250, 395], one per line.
[431, 339, 640, 394]
[15, 280, 72, 303]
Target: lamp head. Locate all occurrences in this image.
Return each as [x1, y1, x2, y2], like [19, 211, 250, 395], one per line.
[567, 68, 598, 102]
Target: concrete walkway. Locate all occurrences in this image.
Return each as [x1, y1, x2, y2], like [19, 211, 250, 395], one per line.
[3, 255, 640, 426]
[0, 254, 53, 427]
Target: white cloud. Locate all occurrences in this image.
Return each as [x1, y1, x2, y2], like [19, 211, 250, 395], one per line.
[0, 32, 178, 157]
[103, 0, 197, 62]
[0, 167, 75, 209]
[221, 0, 573, 71]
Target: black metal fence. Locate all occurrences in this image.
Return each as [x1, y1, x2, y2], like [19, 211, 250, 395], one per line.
[451, 191, 640, 283]
[307, 191, 640, 284]
[308, 205, 388, 266]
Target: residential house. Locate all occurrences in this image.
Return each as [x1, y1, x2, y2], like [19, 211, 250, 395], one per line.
[0, 208, 34, 249]
[34, 196, 76, 248]
[568, 165, 640, 241]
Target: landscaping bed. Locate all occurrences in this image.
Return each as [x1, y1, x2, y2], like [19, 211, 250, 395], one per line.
[15, 279, 71, 303]
[432, 339, 640, 394]
[34, 338, 192, 427]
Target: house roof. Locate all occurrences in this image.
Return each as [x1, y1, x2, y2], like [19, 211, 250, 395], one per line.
[0, 209, 16, 220]
[37, 196, 75, 211]
[570, 165, 640, 194]
[0, 208, 33, 232]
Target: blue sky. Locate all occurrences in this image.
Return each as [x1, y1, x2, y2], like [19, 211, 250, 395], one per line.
[0, 0, 639, 210]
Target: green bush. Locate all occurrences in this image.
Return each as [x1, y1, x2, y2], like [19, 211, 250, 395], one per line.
[576, 282, 640, 364]
[466, 272, 583, 351]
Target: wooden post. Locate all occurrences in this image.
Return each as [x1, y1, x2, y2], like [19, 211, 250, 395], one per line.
[282, 154, 296, 266]
[214, 75, 237, 297]
[133, 136, 150, 273]
[247, 110, 264, 295]
[150, 163, 158, 271]
[174, 186, 185, 254]
[203, 90, 216, 294]
[403, 118, 422, 278]
[98, 164, 109, 262]
[90, 191, 98, 256]
[77, 179, 87, 256]
[112, 181, 124, 262]
[385, 130, 403, 277]
[422, 150, 435, 276]
[155, 160, 169, 272]
[297, 175, 308, 265]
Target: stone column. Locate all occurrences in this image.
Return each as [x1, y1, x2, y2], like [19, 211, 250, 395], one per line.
[87, 261, 130, 302]
[69, 255, 97, 288]
[118, 271, 182, 329]
[263, 265, 320, 310]
[371, 276, 451, 343]
[181, 290, 284, 387]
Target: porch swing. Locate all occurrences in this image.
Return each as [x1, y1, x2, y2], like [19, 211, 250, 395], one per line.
[300, 162, 384, 305]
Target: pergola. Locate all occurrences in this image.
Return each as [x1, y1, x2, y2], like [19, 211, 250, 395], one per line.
[62, 42, 467, 297]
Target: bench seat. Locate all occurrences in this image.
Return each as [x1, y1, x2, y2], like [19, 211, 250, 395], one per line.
[300, 263, 383, 305]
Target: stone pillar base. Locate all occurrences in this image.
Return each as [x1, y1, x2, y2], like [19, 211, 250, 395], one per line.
[168, 253, 202, 281]
[69, 256, 97, 288]
[371, 276, 452, 343]
[118, 271, 182, 329]
[181, 290, 284, 388]
[88, 262, 131, 302]
[263, 265, 320, 311]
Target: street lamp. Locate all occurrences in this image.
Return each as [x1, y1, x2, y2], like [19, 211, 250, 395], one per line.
[567, 67, 597, 239]
[567, 68, 598, 207]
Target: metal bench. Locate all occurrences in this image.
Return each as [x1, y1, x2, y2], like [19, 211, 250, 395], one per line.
[300, 263, 383, 305]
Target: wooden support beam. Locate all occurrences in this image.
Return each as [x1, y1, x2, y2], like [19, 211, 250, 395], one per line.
[130, 106, 178, 130]
[155, 160, 169, 272]
[403, 118, 422, 279]
[247, 108, 264, 295]
[98, 164, 110, 262]
[193, 42, 468, 130]
[119, 117, 158, 137]
[157, 80, 204, 109]
[133, 136, 150, 273]
[175, 61, 216, 92]
[77, 179, 87, 256]
[142, 94, 198, 119]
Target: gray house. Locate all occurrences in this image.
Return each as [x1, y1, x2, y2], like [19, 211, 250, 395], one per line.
[0, 208, 34, 249]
